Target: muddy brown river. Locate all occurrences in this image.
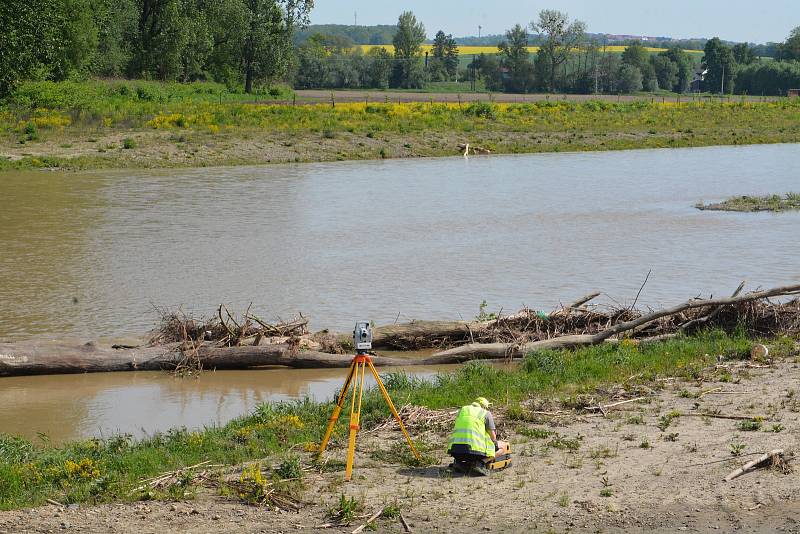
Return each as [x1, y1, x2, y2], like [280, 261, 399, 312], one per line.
[2, 144, 799, 440]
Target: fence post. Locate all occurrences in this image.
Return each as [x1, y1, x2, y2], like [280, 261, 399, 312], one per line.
[330, 92, 335, 108]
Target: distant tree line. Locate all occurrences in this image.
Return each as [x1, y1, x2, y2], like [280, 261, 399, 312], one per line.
[469, 19, 800, 96]
[293, 24, 397, 46]
[2, 1, 798, 99]
[295, 11, 454, 90]
[466, 12, 699, 95]
[0, 0, 313, 98]
[701, 28, 800, 95]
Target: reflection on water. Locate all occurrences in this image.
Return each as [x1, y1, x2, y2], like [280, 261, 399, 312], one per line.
[0, 364, 454, 442]
[1, 144, 799, 340]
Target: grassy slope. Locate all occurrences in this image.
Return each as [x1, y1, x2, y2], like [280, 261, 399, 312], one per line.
[1, 331, 794, 510]
[1, 81, 800, 172]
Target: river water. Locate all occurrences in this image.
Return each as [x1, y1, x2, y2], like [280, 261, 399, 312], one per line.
[2, 144, 799, 440]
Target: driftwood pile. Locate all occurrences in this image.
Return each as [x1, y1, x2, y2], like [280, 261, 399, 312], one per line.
[151, 305, 309, 347]
[1, 283, 799, 377]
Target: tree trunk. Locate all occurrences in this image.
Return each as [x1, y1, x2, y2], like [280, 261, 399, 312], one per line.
[245, 63, 254, 94]
[3, 285, 797, 378]
[0, 339, 520, 377]
[431, 284, 800, 361]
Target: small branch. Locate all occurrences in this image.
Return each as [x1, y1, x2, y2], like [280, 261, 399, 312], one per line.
[697, 387, 723, 398]
[724, 449, 784, 482]
[586, 397, 648, 413]
[352, 508, 385, 534]
[629, 269, 652, 311]
[400, 513, 413, 533]
[683, 412, 765, 421]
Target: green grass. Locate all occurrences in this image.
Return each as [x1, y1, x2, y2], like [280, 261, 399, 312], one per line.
[0, 330, 792, 510]
[5, 80, 291, 111]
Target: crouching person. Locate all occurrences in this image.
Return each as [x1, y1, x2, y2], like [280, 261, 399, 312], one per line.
[447, 397, 509, 476]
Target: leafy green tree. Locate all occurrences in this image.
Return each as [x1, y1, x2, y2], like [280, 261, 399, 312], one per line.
[735, 60, 800, 96]
[622, 42, 657, 91]
[430, 31, 459, 81]
[776, 27, 800, 60]
[294, 33, 329, 88]
[617, 64, 643, 93]
[732, 43, 756, 65]
[366, 47, 392, 89]
[530, 9, 586, 92]
[703, 37, 736, 94]
[498, 24, 534, 93]
[204, 0, 250, 87]
[621, 42, 648, 71]
[598, 53, 622, 93]
[91, 0, 137, 77]
[472, 53, 503, 92]
[661, 47, 694, 93]
[0, 0, 85, 97]
[641, 62, 658, 91]
[391, 11, 426, 89]
[444, 35, 460, 80]
[241, 0, 286, 92]
[430, 31, 449, 81]
[238, 0, 311, 92]
[129, 0, 176, 78]
[651, 55, 678, 92]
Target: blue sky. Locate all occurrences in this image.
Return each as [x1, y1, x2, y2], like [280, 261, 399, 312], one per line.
[310, 1, 799, 44]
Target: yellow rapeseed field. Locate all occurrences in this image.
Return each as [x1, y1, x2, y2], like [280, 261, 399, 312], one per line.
[357, 44, 703, 55]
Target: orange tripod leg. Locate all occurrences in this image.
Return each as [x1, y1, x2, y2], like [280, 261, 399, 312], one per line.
[317, 359, 357, 458]
[345, 358, 367, 481]
[367, 359, 421, 460]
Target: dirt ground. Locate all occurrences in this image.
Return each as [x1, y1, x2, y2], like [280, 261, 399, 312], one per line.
[2, 357, 799, 534]
[0, 127, 694, 170]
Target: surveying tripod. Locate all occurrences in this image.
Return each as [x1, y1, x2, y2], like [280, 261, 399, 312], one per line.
[317, 352, 420, 481]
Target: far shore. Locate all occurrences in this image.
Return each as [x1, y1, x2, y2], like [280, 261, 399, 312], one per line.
[2, 91, 799, 172]
[3, 128, 800, 173]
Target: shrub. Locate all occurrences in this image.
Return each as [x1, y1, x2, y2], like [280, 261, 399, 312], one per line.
[463, 101, 496, 119]
[737, 419, 762, 432]
[122, 138, 136, 149]
[275, 456, 303, 480]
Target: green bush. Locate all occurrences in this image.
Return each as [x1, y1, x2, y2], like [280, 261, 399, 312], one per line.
[463, 101, 496, 119]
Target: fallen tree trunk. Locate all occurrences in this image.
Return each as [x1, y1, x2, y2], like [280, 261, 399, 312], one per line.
[360, 292, 603, 350]
[370, 321, 472, 349]
[3, 284, 799, 377]
[431, 284, 800, 360]
[0, 341, 424, 376]
[0, 337, 533, 376]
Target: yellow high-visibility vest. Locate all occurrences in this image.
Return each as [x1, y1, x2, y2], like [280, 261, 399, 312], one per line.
[447, 403, 494, 456]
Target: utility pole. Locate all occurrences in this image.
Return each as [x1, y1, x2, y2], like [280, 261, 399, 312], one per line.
[354, 11, 357, 26]
[721, 64, 725, 94]
[478, 25, 482, 39]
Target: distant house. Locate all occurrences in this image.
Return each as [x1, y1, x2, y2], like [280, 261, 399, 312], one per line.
[691, 67, 708, 93]
[789, 89, 800, 98]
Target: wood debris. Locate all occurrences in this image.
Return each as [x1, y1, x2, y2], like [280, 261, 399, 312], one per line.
[724, 449, 789, 481]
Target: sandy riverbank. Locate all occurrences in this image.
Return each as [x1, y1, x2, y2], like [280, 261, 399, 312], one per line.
[2, 351, 798, 533]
